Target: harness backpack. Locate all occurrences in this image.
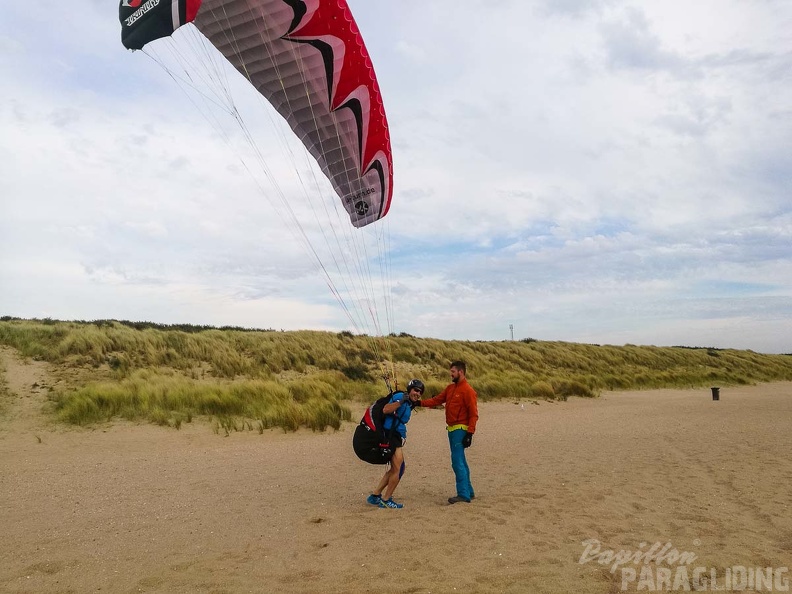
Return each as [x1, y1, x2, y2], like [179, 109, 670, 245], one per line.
[353, 392, 406, 465]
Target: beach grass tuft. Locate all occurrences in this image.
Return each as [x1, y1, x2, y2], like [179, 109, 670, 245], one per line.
[0, 359, 9, 419]
[3, 317, 792, 431]
[49, 370, 352, 432]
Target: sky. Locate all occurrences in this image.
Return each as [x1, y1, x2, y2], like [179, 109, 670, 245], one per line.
[1, 0, 791, 353]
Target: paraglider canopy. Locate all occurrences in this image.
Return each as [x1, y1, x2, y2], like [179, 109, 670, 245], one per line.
[119, 0, 393, 229]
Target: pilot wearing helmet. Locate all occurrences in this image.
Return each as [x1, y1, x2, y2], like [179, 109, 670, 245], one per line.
[366, 379, 425, 509]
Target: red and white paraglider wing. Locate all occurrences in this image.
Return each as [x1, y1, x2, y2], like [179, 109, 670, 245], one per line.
[194, 0, 393, 227]
[120, 0, 393, 228]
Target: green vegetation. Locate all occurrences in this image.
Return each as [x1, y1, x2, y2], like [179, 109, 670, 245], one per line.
[0, 358, 9, 419]
[1, 317, 791, 431]
[53, 369, 351, 431]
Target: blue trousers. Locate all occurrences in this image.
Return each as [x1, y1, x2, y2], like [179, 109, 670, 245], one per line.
[448, 429, 474, 500]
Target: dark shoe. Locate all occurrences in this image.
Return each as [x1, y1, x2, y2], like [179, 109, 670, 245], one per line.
[448, 496, 471, 504]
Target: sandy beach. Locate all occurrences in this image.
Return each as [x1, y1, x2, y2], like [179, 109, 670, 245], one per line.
[1, 347, 790, 593]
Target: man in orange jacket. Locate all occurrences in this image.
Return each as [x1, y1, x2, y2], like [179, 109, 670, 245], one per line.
[418, 360, 478, 504]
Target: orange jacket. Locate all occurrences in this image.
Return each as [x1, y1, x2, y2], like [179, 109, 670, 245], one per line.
[420, 377, 479, 434]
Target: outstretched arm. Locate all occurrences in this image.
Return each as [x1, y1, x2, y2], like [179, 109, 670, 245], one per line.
[420, 386, 449, 408]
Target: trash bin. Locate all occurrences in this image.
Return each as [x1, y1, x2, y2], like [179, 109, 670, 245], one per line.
[711, 387, 720, 401]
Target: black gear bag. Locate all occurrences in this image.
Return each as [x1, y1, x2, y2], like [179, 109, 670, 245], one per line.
[352, 393, 405, 465]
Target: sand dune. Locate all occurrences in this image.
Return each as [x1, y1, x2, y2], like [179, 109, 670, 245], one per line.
[1, 347, 790, 593]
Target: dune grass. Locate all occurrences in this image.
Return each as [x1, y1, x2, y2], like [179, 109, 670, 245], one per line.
[0, 359, 9, 419]
[2, 317, 791, 431]
[51, 369, 352, 431]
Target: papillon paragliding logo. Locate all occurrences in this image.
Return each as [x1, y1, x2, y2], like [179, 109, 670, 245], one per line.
[122, 0, 143, 7]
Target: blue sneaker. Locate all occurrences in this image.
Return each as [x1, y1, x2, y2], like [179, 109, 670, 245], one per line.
[366, 494, 382, 506]
[379, 498, 403, 509]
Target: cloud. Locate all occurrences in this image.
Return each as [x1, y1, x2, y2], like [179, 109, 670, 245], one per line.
[1, 0, 790, 353]
[600, 8, 688, 73]
[540, 0, 614, 18]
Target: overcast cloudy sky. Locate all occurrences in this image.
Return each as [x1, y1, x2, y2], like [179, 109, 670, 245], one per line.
[1, 0, 791, 353]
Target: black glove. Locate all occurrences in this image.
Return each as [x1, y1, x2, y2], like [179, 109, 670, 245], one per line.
[462, 432, 473, 448]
